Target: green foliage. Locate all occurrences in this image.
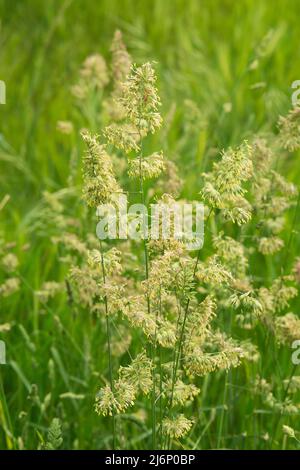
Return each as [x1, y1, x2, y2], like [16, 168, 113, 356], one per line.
[0, 0, 300, 451]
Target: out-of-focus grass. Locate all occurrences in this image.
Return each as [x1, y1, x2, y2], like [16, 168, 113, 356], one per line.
[0, 0, 300, 449]
[1, 0, 300, 200]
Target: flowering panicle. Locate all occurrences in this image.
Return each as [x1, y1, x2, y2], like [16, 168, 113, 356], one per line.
[87, 247, 122, 277]
[69, 265, 100, 308]
[81, 130, 122, 207]
[184, 296, 216, 352]
[122, 297, 156, 338]
[103, 30, 133, 121]
[56, 120, 74, 135]
[229, 291, 263, 316]
[275, 313, 300, 345]
[201, 141, 253, 225]
[196, 256, 234, 287]
[61, 34, 300, 446]
[252, 137, 273, 174]
[156, 319, 177, 348]
[147, 194, 187, 256]
[0, 277, 20, 297]
[213, 233, 248, 279]
[184, 335, 243, 377]
[0, 234, 20, 300]
[69, 247, 125, 315]
[97, 281, 127, 315]
[95, 351, 152, 416]
[240, 341, 260, 362]
[271, 170, 298, 197]
[95, 381, 135, 416]
[282, 425, 297, 440]
[271, 277, 298, 312]
[72, 54, 109, 100]
[123, 294, 177, 348]
[283, 376, 300, 394]
[0, 323, 12, 333]
[119, 351, 153, 395]
[103, 61, 164, 189]
[111, 30, 132, 92]
[254, 377, 299, 415]
[128, 151, 165, 179]
[229, 291, 263, 329]
[110, 325, 132, 358]
[258, 236, 284, 255]
[163, 378, 199, 407]
[53, 232, 88, 257]
[104, 123, 140, 153]
[184, 350, 240, 377]
[255, 276, 298, 331]
[142, 249, 181, 300]
[251, 136, 298, 256]
[212, 142, 253, 195]
[293, 258, 300, 283]
[278, 107, 300, 151]
[154, 160, 183, 198]
[35, 281, 62, 303]
[120, 62, 162, 134]
[162, 415, 194, 439]
[32, 190, 74, 236]
[221, 195, 252, 225]
[1, 253, 18, 272]
[179, 295, 245, 377]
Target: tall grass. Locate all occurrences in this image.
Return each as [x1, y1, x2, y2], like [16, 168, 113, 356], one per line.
[0, 0, 300, 450]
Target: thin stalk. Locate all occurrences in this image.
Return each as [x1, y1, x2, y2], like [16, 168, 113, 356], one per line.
[165, 248, 202, 449]
[171, 251, 201, 385]
[271, 363, 298, 447]
[159, 345, 163, 449]
[138, 139, 156, 449]
[0, 371, 15, 450]
[158, 285, 163, 449]
[282, 187, 300, 275]
[270, 187, 300, 447]
[169, 209, 213, 402]
[99, 240, 116, 450]
[217, 372, 228, 448]
[165, 208, 213, 449]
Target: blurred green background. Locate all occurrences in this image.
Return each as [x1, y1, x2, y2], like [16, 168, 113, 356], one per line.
[1, 0, 300, 202]
[0, 0, 300, 450]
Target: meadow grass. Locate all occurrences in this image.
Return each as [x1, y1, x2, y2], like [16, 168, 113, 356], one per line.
[0, 0, 300, 450]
